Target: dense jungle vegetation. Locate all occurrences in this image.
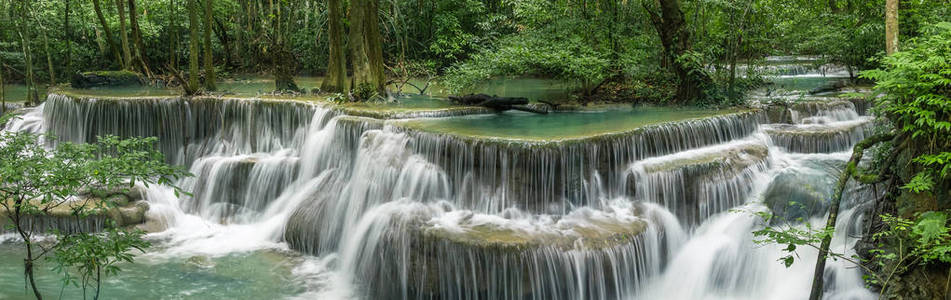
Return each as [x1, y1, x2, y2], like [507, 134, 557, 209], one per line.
[0, 0, 946, 105]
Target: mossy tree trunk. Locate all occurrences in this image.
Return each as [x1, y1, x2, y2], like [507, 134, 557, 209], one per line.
[809, 132, 895, 300]
[203, 0, 216, 91]
[321, 0, 347, 93]
[92, 0, 123, 68]
[115, 0, 133, 70]
[270, 1, 298, 92]
[644, 0, 711, 103]
[187, 0, 201, 91]
[349, 0, 385, 100]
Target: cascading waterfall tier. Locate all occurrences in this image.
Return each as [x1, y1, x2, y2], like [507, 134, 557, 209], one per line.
[385, 111, 765, 215]
[17, 92, 879, 299]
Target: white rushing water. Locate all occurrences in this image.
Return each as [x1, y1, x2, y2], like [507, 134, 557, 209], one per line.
[1, 76, 878, 299]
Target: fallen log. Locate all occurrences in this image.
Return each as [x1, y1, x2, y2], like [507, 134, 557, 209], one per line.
[448, 93, 547, 114]
[449, 94, 528, 107]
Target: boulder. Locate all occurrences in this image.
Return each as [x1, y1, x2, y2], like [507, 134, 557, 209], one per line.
[763, 159, 842, 221]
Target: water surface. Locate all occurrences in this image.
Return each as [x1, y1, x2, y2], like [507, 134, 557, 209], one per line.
[399, 106, 740, 140]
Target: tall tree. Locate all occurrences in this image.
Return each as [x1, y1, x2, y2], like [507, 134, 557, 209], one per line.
[203, 0, 216, 91]
[168, 0, 178, 69]
[92, 0, 123, 67]
[321, 0, 347, 92]
[349, 0, 386, 98]
[14, 1, 38, 106]
[643, 0, 710, 103]
[128, 0, 151, 76]
[64, 0, 72, 77]
[270, 0, 299, 92]
[885, 0, 898, 55]
[115, 0, 133, 70]
[187, 0, 200, 91]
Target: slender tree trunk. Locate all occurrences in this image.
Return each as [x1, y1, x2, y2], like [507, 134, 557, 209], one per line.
[321, 0, 347, 92]
[808, 133, 895, 300]
[644, 0, 710, 103]
[65, 0, 73, 77]
[40, 25, 56, 85]
[168, 0, 177, 69]
[92, 0, 123, 68]
[202, 0, 216, 90]
[1, 61, 5, 115]
[187, 0, 200, 91]
[885, 0, 898, 55]
[115, 0, 133, 70]
[128, 0, 152, 77]
[15, 1, 38, 106]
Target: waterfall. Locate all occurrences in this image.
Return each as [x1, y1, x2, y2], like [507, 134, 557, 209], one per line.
[3, 93, 879, 299]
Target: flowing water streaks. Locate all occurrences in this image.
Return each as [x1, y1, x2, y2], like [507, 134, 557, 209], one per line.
[0, 89, 881, 299]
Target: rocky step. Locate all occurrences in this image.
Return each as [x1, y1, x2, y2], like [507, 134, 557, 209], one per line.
[764, 99, 866, 124]
[764, 118, 872, 153]
[346, 205, 659, 299]
[0, 189, 149, 234]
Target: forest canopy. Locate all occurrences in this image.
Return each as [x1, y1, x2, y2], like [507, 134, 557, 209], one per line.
[0, 0, 949, 103]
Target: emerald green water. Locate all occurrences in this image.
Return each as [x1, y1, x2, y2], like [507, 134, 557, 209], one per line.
[398, 106, 739, 141]
[0, 242, 309, 300]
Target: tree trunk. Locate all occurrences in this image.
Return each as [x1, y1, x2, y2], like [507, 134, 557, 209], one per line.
[203, 0, 216, 91]
[115, 0, 133, 70]
[321, 0, 347, 92]
[885, 0, 898, 55]
[168, 0, 177, 69]
[1, 61, 5, 115]
[644, 0, 710, 103]
[349, 0, 385, 99]
[212, 16, 234, 67]
[128, 0, 152, 77]
[41, 24, 56, 85]
[187, 0, 200, 91]
[92, 0, 123, 68]
[808, 133, 895, 300]
[65, 0, 73, 77]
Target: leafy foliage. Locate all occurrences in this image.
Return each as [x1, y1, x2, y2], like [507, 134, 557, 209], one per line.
[441, 26, 610, 94]
[49, 225, 150, 299]
[863, 22, 951, 193]
[0, 126, 189, 299]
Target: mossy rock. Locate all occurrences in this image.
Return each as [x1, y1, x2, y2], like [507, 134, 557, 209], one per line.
[0, 195, 151, 234]
[70, 70, 143, 88]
